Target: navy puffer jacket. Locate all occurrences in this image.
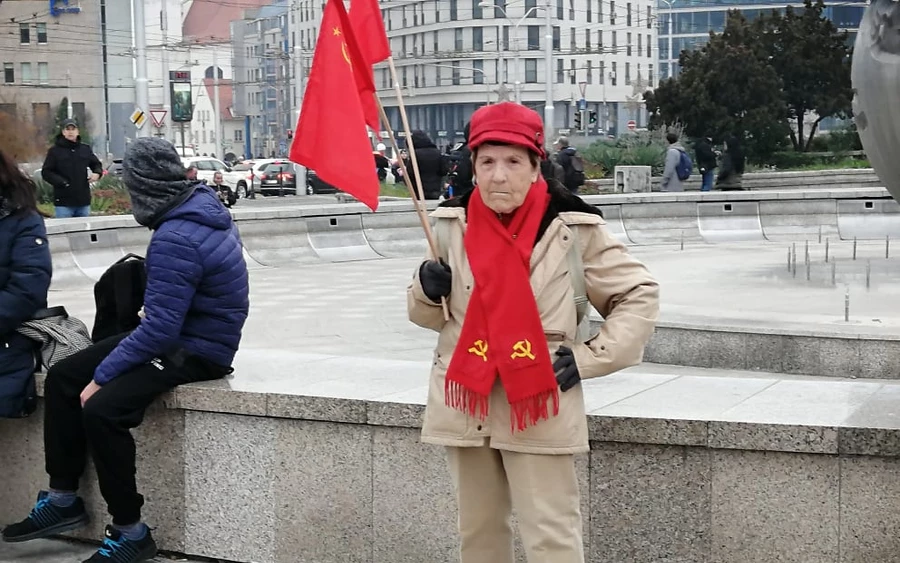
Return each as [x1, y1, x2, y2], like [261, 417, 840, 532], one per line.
[93, 186, 249, 385]
[0, 205, 52, 417]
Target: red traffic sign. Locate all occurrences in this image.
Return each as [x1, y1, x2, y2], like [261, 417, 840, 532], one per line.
[627, 120, 637, 130]
[149, 109, 167, 128]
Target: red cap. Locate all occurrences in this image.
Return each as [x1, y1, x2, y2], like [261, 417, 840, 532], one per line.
[467, 102, 546, 159]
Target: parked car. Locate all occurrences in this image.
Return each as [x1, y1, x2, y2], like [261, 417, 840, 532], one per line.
[182, 156, 242, 190]
[257, 161, 298, 196]
[104, 159, 124, 177]
[306, 169, 340, 195]
[236, 159, 279, 198]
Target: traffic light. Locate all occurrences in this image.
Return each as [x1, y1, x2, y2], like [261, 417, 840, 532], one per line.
[573, 110, 582, 130]
[588, 110, 598, 125]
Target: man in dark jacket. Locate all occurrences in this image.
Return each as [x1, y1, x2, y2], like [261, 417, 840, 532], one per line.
[41, 119, 103, 218]
[553, 136, 583, 194]
[446, 122, 474, 199]
[695, 136, 718, 192]
[0, 151, 52, 418]
[404, 130, 448, 200]
[2, 137, 250, 563]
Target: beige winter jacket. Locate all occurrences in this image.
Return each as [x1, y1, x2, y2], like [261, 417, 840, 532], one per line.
[407, 191, 659, 454]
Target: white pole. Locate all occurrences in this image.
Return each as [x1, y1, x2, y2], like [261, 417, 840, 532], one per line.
[66, 70, 73, 118]
[160, 0, 171, 139]
[134, 0, 150, 138]
[213, 47, 222, 157]
[543, 0, 554, 145]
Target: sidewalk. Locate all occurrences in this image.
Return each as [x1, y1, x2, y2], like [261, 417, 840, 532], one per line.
[0, 538, 205, 562]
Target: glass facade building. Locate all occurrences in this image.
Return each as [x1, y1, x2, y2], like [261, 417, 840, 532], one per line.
[657, 0, 866, 80]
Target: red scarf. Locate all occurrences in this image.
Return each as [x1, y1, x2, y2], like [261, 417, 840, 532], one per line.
[444, 176, 559, 432]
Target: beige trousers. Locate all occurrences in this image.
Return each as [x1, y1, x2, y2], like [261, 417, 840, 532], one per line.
[446, 445, 585, 563]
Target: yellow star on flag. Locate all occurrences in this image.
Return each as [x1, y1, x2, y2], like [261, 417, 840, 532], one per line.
[333, 26, 341, 36]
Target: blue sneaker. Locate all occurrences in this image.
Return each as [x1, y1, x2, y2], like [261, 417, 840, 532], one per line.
[2, 490, 88, 542]
[83, 525, 157, 563]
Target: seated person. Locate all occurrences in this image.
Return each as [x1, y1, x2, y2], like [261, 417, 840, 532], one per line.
[211, 171, 237, 208]
[1, 137, 251, 563]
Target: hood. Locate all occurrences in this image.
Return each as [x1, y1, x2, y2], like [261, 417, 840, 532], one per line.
[562, 146, 578, 156]
[159, 185, 234, 230]
[55, 134, 80, 148]
[670, 143, 686, 152]
[411, 130, 436, 149]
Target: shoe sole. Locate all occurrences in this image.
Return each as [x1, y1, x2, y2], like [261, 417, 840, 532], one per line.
[2, 513, 89, 543]
[127, 543, 158, 562]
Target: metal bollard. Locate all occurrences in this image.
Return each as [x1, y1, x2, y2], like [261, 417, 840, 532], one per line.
[680, 230, 684, 251]
[831, 260, 836, 286]
[825, 238, 830, 263]
[845, 286, 850, 322]
[805, 240, 810, 264]
[866, 260, 871, 289]
[818, 225, 822, 244]
[853, 237, 857, 261]
[887, 235, 891, 259]
[792, 243, 798, 277]
[806, 257, 811, 281]
[787, 247, 792, 271]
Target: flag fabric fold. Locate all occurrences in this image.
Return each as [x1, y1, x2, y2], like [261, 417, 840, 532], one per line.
[348, 0, 391, 130]
[289, 0, 380, 211]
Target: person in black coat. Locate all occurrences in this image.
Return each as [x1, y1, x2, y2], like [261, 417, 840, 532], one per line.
[717, 135, 746, 191]
[404, 130, 448, 200]
[41, 119, 102, 218]
[694, 136, 718, 192]
[0, 148, 53, 418]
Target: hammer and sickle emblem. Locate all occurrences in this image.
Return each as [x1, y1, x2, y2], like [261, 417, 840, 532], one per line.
[467, 340, 489, 362]
[510, 340, 536, 360]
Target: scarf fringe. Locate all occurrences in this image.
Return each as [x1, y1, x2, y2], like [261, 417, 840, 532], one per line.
[511, 388, 560, 432]
[445, 379, 490, 421]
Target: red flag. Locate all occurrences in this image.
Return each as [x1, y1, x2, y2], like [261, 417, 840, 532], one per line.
[290, 0, 380, 211]
[348, 0, 391, 130]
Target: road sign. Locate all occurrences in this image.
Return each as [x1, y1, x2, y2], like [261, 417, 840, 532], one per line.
[578, 98, 587, 111]
[130, 108, 147, 129]
[578, 81, 587, 97]
[149, 109, 167, 128]
[627, 119, 637, 131]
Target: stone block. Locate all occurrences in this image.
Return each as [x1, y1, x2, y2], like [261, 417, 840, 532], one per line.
[184, 411, 277, 563]
[589, 416, 707, 447]
[857, 339, 900, 379]
[708, 422, 839, 454]
[782, 336, 860, 378]
[710, 450, 839, 563]
[839, 455, 900, 563]
[274, 420, 372, 563]
[177, 381, 268, 416]
[267, 393, 367, 423]
[741, 332, 786, 373]
[590, 442, 711, 563]
[372, 427, 458, 563]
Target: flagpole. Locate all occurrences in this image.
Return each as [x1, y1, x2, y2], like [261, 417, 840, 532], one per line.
[386, 57, 427, 202]
[375, 95, 450, 321]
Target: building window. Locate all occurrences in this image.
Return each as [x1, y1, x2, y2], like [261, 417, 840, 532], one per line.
[570, 27, 576, 51]
[611, 62, 617, 85]
[472, 0, 482, 19]
[556, 59, 564, 83]
[452, 61, 461, 85]
[473, 60, 484, 84]
[36, 23, 47, 44]
[600, 61, 605, 84]
[3, 63, 13, 84]
[525, 0, 537, 17]
[19, 24, 30, 44]
[436, 0, 441, 22]
[38, 62, 48, 84]
[612, 31, 617, 50]
[570, 59, 576, 84]
[586, 29, 591, 51]
[402, 66, 408, 87]
[435, 65, 442, 86]
[587, 1, 592, 22]
[610, 1, 616, 24]
[450, 0, 458, 20]
[528, 26, 540, 50]
[638, 33, 642, 56]
[647, 6, 653, 28]
[386, 8, 392, 30]
[627, 3, 632, 26]
[587, 60, 593, 83]
[503, 27, 510, 50]
[473, 27, 483, 51]
[626, 62, 631, 85]
[454, 28, 463, 50]
[598, 0, 603, 21]
[569, 0, 575, 19]
[434, 31, 439, 52]
[627, 32, 632, 56]
[598, 30, 603, 50]
[525, 59, 537, 82]
[556, 0, 563, 20]
[553, 27, 560, 50]
[647, 35, 652, 58]
[21, 63, 32, 84]
[648, 64, 654, 86]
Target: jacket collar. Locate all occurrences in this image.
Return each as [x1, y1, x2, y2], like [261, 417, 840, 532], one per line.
[437, 181, 602, 243]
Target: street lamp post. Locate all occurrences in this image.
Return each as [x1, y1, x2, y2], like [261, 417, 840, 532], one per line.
[659, 0, 676, 80]
[426, 63, 492, 103]
[478, 2, 540, 104]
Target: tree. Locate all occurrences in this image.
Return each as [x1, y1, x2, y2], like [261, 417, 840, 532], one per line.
[757, 0, 852, 151]
[0, 94, 45, 161]
[644, 11, 790, 160]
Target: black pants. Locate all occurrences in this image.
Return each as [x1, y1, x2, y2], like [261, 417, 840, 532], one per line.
[43, 334, 229, 525]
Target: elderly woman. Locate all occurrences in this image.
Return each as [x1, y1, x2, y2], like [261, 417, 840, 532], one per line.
[407, 102, 659, 563]
[0, 149, 52, 418]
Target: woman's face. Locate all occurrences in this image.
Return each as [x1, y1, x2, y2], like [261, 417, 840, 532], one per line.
[474, 144, 539, 215]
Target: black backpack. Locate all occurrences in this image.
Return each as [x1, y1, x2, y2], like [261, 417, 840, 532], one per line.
[91, 254, 147, 343]
[569, 153, 586, 186]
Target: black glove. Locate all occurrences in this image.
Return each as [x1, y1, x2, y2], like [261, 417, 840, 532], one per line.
[419, 259, 452, 303]
[553, 346, 581, 392]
